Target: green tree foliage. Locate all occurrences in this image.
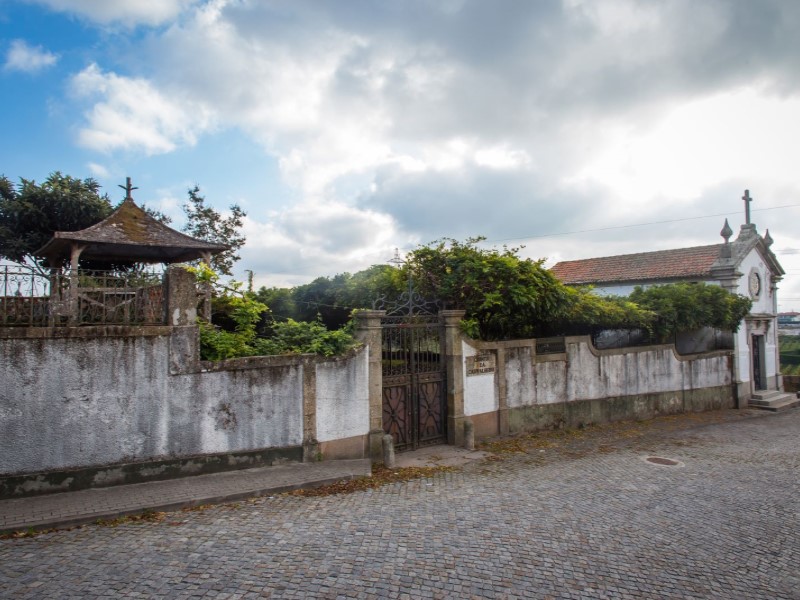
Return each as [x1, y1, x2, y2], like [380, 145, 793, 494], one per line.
[404, 237, 576, 339]
[256, 264, 404, 329]
[778, 335, 800, 374]
[0, 173, 113, 267]
[183, 185, 246, 276]
[629, 282, 752, 341]
[197, 268, 358, 360]
[555, 287, 654, 335]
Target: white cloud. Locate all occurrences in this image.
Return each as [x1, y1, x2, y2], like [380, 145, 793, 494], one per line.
[25, 0, 198, 27]
[69, 64, 216, 155]
[3, 39, 58, 73]
[570, 86, 800, 212]
[86, 162, 109, 178]
[240, 202, 399, 286]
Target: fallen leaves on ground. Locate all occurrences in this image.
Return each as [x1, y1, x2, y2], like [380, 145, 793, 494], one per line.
[477, 409, 754, 458]
[287, 464, 456, 498]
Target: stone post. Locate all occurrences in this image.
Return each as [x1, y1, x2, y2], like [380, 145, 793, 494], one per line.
[496, 347, 509, 436]
[165, 266, 198, 326]
[165, 266, 200, 374]
[463, 419, 475, 451]
[382, 434, 396, 468]
[441, 310, 466, 447]
[302, 357, 320, 462]
[354, 309, 386, 461]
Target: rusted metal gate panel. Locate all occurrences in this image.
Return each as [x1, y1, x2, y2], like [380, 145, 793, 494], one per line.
[381, 314, 447, 451]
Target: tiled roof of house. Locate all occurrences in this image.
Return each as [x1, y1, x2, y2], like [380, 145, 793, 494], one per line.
[550, 244, 724, 285]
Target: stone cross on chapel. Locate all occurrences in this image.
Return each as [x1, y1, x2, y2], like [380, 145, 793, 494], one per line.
[743, 189, 752, 225]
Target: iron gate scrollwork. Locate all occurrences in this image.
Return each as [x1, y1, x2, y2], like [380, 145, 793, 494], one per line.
[375, 289, 447, 451]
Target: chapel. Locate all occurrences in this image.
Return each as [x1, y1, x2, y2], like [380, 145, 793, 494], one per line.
[550, 190, 792, 409]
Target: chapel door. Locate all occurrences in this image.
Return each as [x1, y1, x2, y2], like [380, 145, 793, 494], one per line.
[752, 334, 765, 391]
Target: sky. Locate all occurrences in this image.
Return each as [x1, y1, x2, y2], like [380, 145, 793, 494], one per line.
[2, 0, 800, 310]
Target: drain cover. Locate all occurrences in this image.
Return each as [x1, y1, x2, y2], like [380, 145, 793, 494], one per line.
[645, 456, 680, 466]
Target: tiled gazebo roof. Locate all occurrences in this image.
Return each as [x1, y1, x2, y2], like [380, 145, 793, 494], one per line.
[36, 183, 227, 265]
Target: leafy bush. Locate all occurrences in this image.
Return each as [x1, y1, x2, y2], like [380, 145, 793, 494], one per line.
[629, 283, 751, 341]
[253, 319, 357, 357]
[194, 268, 358, 361]
[779, 335, 800, 374]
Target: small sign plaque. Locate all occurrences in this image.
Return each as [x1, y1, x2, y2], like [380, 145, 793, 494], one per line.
[466, 352, 496, 376]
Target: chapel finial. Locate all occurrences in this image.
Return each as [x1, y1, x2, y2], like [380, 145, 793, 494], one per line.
[118, 177, 138, 200]
[742, 189, 752, 225]
[720, 218, 733, 243]
[764, 229, 774, 248]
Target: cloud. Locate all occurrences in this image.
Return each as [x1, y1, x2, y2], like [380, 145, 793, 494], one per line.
[86, 162, 109, 178]
[3, 39, 58, 73]
[239, 201, 400, 286]
[24, 0, 198, 27]
[69, 63, 216, 155]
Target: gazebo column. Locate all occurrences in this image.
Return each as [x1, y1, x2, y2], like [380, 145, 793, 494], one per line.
[68, 243, 87, 326]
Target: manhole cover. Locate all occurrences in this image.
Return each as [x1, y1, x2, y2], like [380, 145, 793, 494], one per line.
[646, 456, 678, 465]
[644, 456, 682, 467]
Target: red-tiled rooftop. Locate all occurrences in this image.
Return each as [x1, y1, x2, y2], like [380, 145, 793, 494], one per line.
[550, 244, 723, 285]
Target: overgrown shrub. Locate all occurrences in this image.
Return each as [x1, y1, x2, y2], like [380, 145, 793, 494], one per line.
[629, 283, 751, 341]
[191, 266, 358, 361]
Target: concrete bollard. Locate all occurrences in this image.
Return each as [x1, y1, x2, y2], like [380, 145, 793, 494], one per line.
[382, 434, 396, 468]
[464, 419, 475, 451]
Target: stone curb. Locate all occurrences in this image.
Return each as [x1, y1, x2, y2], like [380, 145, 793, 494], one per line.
[0, 459, 371, 535]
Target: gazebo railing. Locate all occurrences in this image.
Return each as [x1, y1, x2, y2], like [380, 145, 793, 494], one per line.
[1, 265, 167, 327]
[0, 265, 56, 327]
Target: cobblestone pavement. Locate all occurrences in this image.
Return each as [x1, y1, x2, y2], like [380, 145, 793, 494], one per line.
[1, 409, 798, 599]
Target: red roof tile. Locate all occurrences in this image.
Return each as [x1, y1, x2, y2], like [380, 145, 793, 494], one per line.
[550, 244, 723, 285]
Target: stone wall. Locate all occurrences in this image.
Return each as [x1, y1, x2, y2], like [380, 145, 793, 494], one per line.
[461, 336, 734, 438]
[0, 325, 369, 497]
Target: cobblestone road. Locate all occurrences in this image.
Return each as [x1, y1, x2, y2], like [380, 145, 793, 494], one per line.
[1, 409, 798, 599]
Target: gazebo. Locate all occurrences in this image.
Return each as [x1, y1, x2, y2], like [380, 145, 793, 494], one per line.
[33, 178, 228, 325]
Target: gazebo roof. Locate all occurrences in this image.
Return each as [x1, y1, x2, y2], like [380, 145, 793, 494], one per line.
[36, 181, 228, 265]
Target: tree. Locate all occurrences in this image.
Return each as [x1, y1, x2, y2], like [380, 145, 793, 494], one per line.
[183, 185, 246, 276]
[405, 237, 575, 340]
[0, 173, 113, 268]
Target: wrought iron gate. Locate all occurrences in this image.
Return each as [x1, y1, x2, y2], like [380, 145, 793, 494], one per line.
[381, 313, 447, 451]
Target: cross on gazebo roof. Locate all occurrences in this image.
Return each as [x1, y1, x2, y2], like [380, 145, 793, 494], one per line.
[118, 177, 139, 200]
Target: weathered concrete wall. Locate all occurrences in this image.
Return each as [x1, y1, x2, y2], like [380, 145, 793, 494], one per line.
[462, 335, 733, 437]
[315, 352, 370, 458]
[0, 325, 369, 497]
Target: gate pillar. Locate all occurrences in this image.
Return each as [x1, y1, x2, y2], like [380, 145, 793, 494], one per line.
[354, 309, 387, 461]
[440, 310, 466, 447]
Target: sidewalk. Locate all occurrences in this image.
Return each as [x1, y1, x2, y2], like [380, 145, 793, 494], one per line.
[0, 458, 371, 534]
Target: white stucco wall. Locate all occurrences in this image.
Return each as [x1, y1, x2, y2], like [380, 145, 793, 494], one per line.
[462, 341, 498, 416]
[315, 350, 369, 443]
[461, 337, 731, 411]
[0, 333, 366, 476]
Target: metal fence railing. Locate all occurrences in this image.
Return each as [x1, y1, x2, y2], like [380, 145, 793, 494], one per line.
[590, 327, 734, 353]
[0, 265, 166, 327]
[536, 336, 566, 354]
